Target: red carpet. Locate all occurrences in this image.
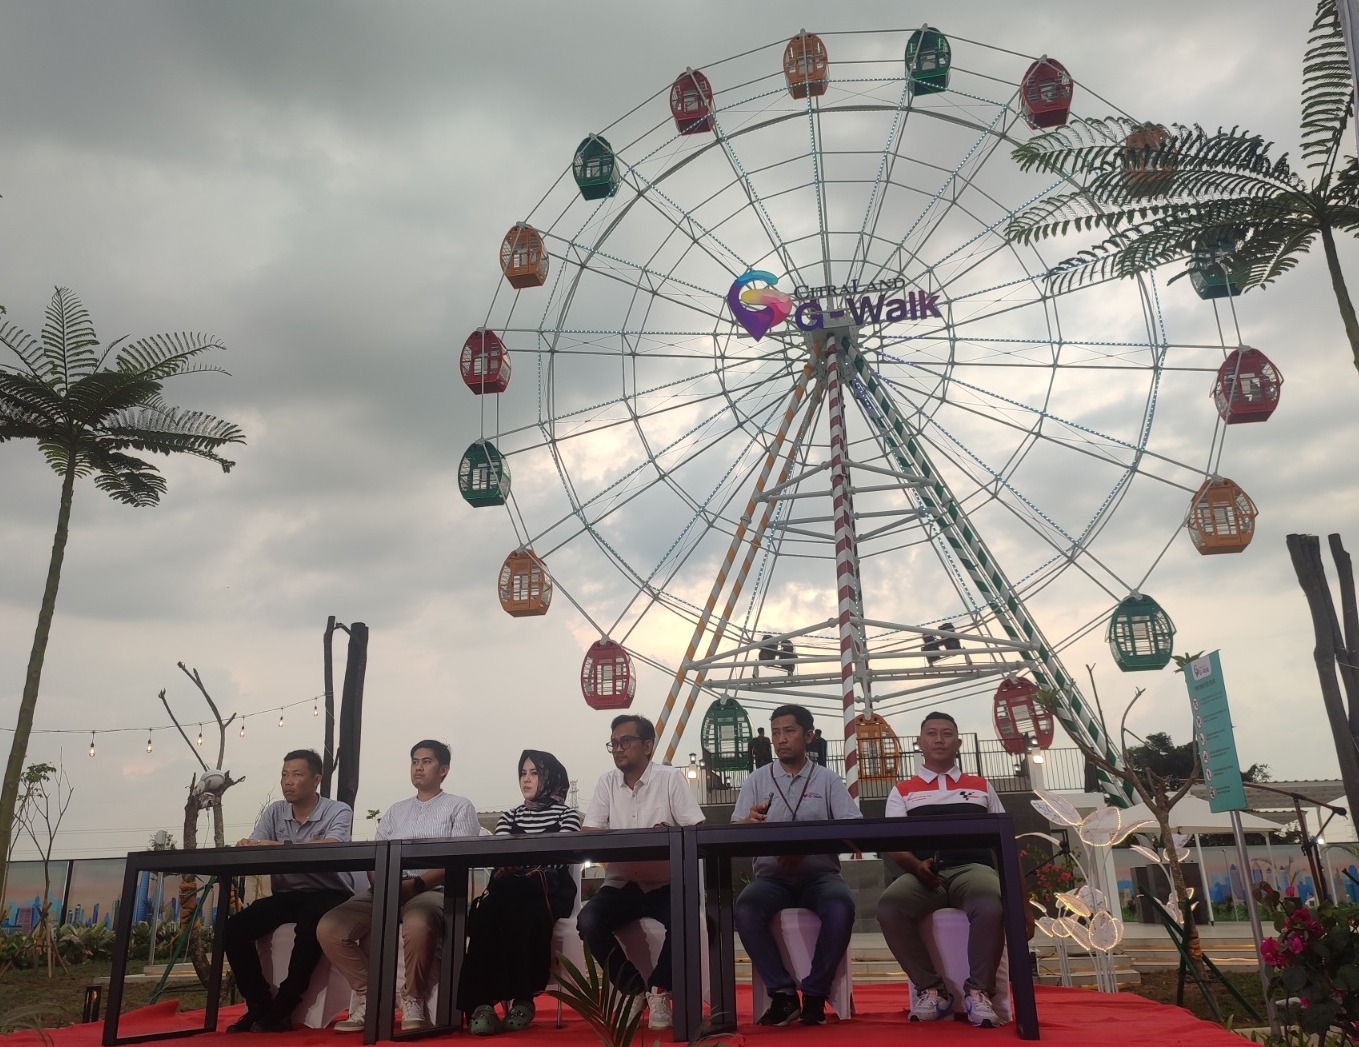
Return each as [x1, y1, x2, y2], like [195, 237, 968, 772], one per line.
[2, 985, 1250, 1046]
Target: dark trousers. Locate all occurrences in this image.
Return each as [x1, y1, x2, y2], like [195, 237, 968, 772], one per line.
[734, 873, 855, 997]
[575, 882, 672, 994]
[224, 889, 352, 1021]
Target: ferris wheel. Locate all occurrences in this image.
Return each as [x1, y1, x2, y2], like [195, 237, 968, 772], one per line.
[457, 28, 1261, 804]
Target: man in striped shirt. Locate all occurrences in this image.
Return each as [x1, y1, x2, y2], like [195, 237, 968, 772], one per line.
[318, 740, 480, 1032]
[875, 711, 1006, 1028]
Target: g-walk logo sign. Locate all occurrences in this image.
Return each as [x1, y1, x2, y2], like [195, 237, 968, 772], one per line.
[727, 271, 944, 341]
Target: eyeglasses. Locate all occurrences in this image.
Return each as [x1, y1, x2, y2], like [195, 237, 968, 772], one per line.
[605, 736, 642, 752]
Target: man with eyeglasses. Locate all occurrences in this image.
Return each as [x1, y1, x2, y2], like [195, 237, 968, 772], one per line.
[577, 714, 704, 1033]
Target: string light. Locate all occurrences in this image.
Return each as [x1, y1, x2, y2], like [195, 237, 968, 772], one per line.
[313, 701, 319, 717]
[146, 730, 153, 754]
[196, 725, 204, 747]
[277, 708, 285, 728]
[88, 732, 96, 758]
[239, 718, 246, 738]
[0, 693, 323, 745]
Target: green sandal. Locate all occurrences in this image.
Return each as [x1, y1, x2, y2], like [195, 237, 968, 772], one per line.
[469, 1005, 503, 1036]
[502, 999, 535, 1032]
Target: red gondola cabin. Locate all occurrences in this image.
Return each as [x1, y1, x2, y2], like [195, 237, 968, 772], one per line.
[670, 69, 715, 135]
[500, 223, 548, 289]
[581, 639, 636, 710]
[992, 677, 1054, 755]
[498, 549, 552, 617]
[1186, 477, 1258, 555]
[1212, 346, 1282, 423]
[784, 31, 829, 100]
[1020, 57, 1073, 129]
[460, 329, 511, 394]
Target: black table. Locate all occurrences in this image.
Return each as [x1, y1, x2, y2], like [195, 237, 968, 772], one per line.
[102, 842, 391, 1046]
[392, 825, 693, 1043]
[686, 814, 1039, 1040]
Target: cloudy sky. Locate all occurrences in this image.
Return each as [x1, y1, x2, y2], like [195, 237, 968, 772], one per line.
[2, 1, 1356, 861]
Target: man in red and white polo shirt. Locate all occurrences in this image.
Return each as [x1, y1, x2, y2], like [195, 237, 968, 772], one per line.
[875, 711, 1006, 1028]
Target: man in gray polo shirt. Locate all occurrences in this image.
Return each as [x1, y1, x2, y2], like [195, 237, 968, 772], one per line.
[224, 749, 354, 1033]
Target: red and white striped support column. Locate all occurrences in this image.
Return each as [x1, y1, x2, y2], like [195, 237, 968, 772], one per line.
[824, 334, 868, 803]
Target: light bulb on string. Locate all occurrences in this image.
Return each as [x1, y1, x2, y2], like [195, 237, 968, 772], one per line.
[239, 718, 246, 738]
[196, 725, 203, 747]
[313, 700, 319, 717]
[278, 708, 284, 728]
[146, 730, 154, 754]
[88, 732, 96, 758]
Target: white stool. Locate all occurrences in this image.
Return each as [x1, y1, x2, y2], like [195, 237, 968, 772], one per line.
[911, 907, 1012, 1022]
[749, 908, 853, 1021]
[258, 925, 352, 1028]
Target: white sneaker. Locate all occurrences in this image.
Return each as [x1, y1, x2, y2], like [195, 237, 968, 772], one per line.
[333, 992, 366, 1033]
[909, 985, 952, 1022]
[965, 989, 999, 1028]
[646, 988, 672, 1031]
[399, 993, 429, 1032]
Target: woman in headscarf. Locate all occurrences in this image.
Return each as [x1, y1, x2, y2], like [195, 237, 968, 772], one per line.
[458, 749, 581, 1036]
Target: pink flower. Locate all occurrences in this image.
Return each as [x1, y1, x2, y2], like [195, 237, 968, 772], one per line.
[1261, 938, 1282, 966]
[1287, 935, 1306, 954]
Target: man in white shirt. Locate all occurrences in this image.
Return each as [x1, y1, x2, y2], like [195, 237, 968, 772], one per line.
[318, 740, 480, 1032]
[577, 714, 704, 1032]
[875, 711, 1007, 1028]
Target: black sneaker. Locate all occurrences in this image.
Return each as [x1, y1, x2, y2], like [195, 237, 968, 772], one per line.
[757, 992, 801, 1027]
[800, 993, 828, 1025]
[250, 1015, 293, 1034]
[224, 1015, 257, 1034]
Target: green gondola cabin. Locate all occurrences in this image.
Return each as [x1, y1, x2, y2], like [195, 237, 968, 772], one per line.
[458, 440, 510, 507]
[700, 696, 753, 774]
[1107, 593, 1175, 672]
[905, 27, 951, 95]
[573, 135, 621, 200]
[784, 31, 829, 100]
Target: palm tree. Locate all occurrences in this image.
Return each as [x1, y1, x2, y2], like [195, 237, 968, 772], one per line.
[0, 287, 245, 900]
[1005, 0, 1359, 382]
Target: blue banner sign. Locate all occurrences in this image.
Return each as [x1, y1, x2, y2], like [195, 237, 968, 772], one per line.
[1184, 650, 1247, 813]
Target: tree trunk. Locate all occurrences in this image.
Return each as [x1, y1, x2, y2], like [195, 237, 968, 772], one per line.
[1287, 533, 1359, 824]
[1316, 221, 1359, 380]
[0, 459, 78, 905]
[1328, 534, 1359, 731]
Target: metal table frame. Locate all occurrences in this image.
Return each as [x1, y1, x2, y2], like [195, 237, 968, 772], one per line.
[686, 814, 1040, 1040]
[102, 842, 391, 1046]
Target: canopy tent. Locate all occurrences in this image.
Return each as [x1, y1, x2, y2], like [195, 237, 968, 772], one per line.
[1119, 794, 1283, 834]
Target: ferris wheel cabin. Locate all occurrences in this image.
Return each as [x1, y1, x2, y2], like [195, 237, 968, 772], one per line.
[460, 329, 512, 394]
[1107, 594, 1175, 672]
[573, 135, 621, 200]
[701, 697, 753, 777]
[498, 549, 552, 617]
[783, 31, 829, 99]
[1213, 346, 1282, 423]
[905, 27, 951, 95]
[670, 69, 715, 135]
[1123, 125, 1176, 195]
[458, 440, 510, 508]
[1186, 477, 1258, 555]
[1020, 57, 1073, 129]
[856, 713, 903, 782]
[992, 677, 1054, 755]
[581, 639, 636, 709]
[499, 223, 548, 289]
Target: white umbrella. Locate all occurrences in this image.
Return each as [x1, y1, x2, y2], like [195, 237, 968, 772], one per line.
[1120, 794, 1281, 834]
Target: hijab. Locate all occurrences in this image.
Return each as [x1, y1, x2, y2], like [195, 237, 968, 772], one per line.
[519, 749, 570, 811]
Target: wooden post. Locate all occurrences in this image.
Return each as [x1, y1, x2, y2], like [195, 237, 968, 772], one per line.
[321, 616, 338, 797]
[336, 622, 368, 811]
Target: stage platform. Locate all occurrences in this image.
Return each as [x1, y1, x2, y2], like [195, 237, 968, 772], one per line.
[2, 983, 1256, 1047]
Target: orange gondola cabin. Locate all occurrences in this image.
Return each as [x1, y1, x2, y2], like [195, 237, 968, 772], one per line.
[1123, 125, 1176, 195]
[498, 549, 552, 617]
[581, 639, 635, 709]
[1213, 346, 1282, 423]
[784, 31, 829, 99]
[855, 713, 902, 783]
[1020, 57, 1073, 129]
[993, 677, 1054, 755]
[460, 329, 511, 394]
[670, 69, 715, 135]
[499, 223, 548, 289]
[1186, 477, 1258, 555]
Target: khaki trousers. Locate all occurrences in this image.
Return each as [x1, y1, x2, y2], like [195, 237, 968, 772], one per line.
[317, 887, 445, 998]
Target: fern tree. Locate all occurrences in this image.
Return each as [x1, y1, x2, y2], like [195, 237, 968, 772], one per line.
[0, 287, 245, 901]
[1006, 0, 1359, 382]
